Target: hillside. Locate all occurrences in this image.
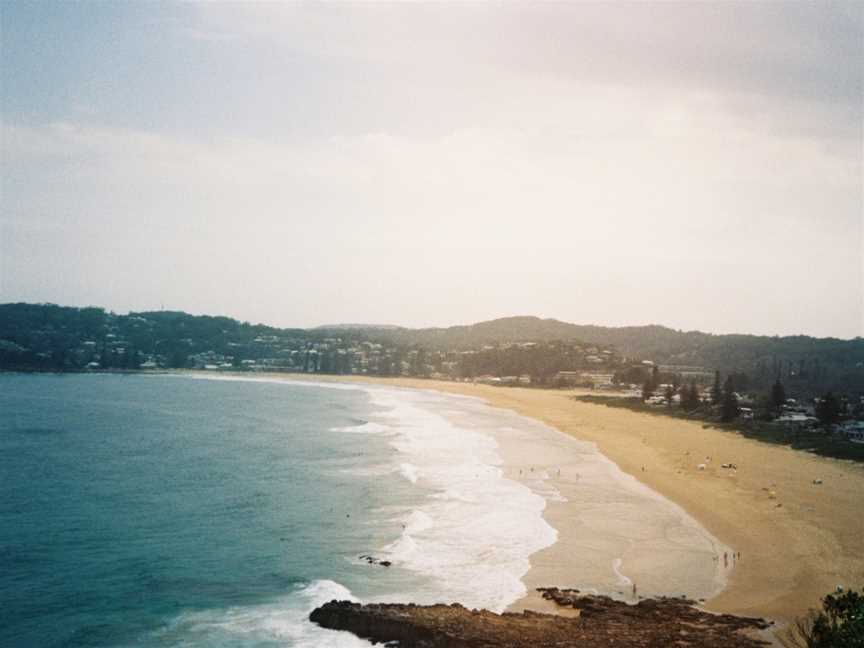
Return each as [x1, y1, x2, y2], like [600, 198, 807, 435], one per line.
[322, 316, 864, 394]
[324, 316, 863, 367]
[2, 304, 863, 395]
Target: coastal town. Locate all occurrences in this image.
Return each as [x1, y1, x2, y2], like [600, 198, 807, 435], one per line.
[3, 303, 863, 449]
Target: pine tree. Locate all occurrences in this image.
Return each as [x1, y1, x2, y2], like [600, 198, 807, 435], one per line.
[127, 347, 141, 370]
[681, 383, 700, 411]
[816, 392, 841, 425]
[169, 350, 187, 369]
[642, 379, 654, 402]
[100, 348, 114, 368]
[692, 383, 702, 410]
[681, 384, 691, 411]
[664, 384, 675, 407]
[770, 379, 786, 414]
[721, 376, 739, 422]
[711, 370, 722, 405]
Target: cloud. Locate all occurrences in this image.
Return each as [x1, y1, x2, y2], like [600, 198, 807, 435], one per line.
[1, 3, 861, 335]
[190, 2, 863, 141]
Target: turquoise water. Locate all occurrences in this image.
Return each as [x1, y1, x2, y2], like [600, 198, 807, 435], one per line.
[0, 374, 429, 647]
[0, 373, 556, 647]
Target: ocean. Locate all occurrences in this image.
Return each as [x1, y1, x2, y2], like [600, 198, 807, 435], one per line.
[0, 373, 556, 647]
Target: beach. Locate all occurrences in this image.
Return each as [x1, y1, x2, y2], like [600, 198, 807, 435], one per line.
[266, 373, 864, 627]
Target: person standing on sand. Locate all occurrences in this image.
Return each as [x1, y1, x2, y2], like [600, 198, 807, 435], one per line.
[632, 582, 637, 599]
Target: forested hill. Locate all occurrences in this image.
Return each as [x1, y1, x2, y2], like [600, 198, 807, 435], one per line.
[324, 316, 864, 390]
[2, 304, 862, 394]
[0, 303, 306, 370]
[326, 316, 863, 368]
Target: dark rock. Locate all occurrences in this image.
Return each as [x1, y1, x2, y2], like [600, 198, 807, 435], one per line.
[310, 591, 771, 647]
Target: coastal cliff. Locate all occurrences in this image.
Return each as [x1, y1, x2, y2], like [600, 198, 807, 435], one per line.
[309, 589, 772, 647]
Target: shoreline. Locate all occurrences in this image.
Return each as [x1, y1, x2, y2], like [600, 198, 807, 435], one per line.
[442, 392, 734, 613]
[220, 372, 864, 626]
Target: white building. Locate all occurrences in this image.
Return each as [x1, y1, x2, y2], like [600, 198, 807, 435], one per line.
[775, 412, 819, 429]
[840, 421, 864, 444]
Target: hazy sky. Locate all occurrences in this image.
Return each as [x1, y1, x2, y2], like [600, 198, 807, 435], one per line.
[1, 2, 862, 338]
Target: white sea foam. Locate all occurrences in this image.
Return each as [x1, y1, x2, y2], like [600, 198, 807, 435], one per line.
[359, 388, 558, 613]
[185, 373, 560, 614]
[612, 558, 632, 587]
[331, 421, 392, 434]
[145, 580, 372, 647]
[178, 373, 730, 608]
[399, 462, 419, 483]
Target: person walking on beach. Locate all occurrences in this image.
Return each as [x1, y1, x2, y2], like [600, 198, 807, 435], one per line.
[632, 582, 637, 599]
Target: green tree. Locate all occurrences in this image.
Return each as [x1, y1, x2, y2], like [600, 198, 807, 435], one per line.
[721, 376, 739, 422]
[816, 392, 842, 425]
[100, 348, 114, 369]
[127, 347, 141, 370]
[711, 370, 722, 406]
[681, 383, 700, 411]
[642, 379, 654, 402]
[771, 379, 787, 413]
[664, 384, 675, 407]
[51, 347, 67, 369]
[793, 587, 864, 648]
[729, 371, 750, 393]
[169, 350, 187, 369]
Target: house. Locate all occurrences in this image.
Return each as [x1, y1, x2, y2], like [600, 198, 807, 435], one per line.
[775, 412, 819, 430]
[579, 372, 615, 389]
[840, 421, 864, 444]
[553, 371, 583, 386]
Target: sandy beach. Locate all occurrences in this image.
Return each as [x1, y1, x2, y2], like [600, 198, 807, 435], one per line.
[259, 372, 863, 629]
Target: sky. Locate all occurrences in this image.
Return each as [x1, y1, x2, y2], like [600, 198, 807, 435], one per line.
[1, 2, 862, 338]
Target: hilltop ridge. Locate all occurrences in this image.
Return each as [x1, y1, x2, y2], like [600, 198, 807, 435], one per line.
[321, 315, 862, 377]
[2, 303, 863, 395]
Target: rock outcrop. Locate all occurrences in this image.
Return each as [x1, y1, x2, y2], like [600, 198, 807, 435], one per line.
[310, 589, 771, 647]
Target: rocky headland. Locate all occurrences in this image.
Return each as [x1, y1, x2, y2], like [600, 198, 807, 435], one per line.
[309, 588, 772, 647]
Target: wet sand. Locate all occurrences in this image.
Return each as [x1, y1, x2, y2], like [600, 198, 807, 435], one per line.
[438, 396, 732, 611]
[421, 383, 863, 624]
